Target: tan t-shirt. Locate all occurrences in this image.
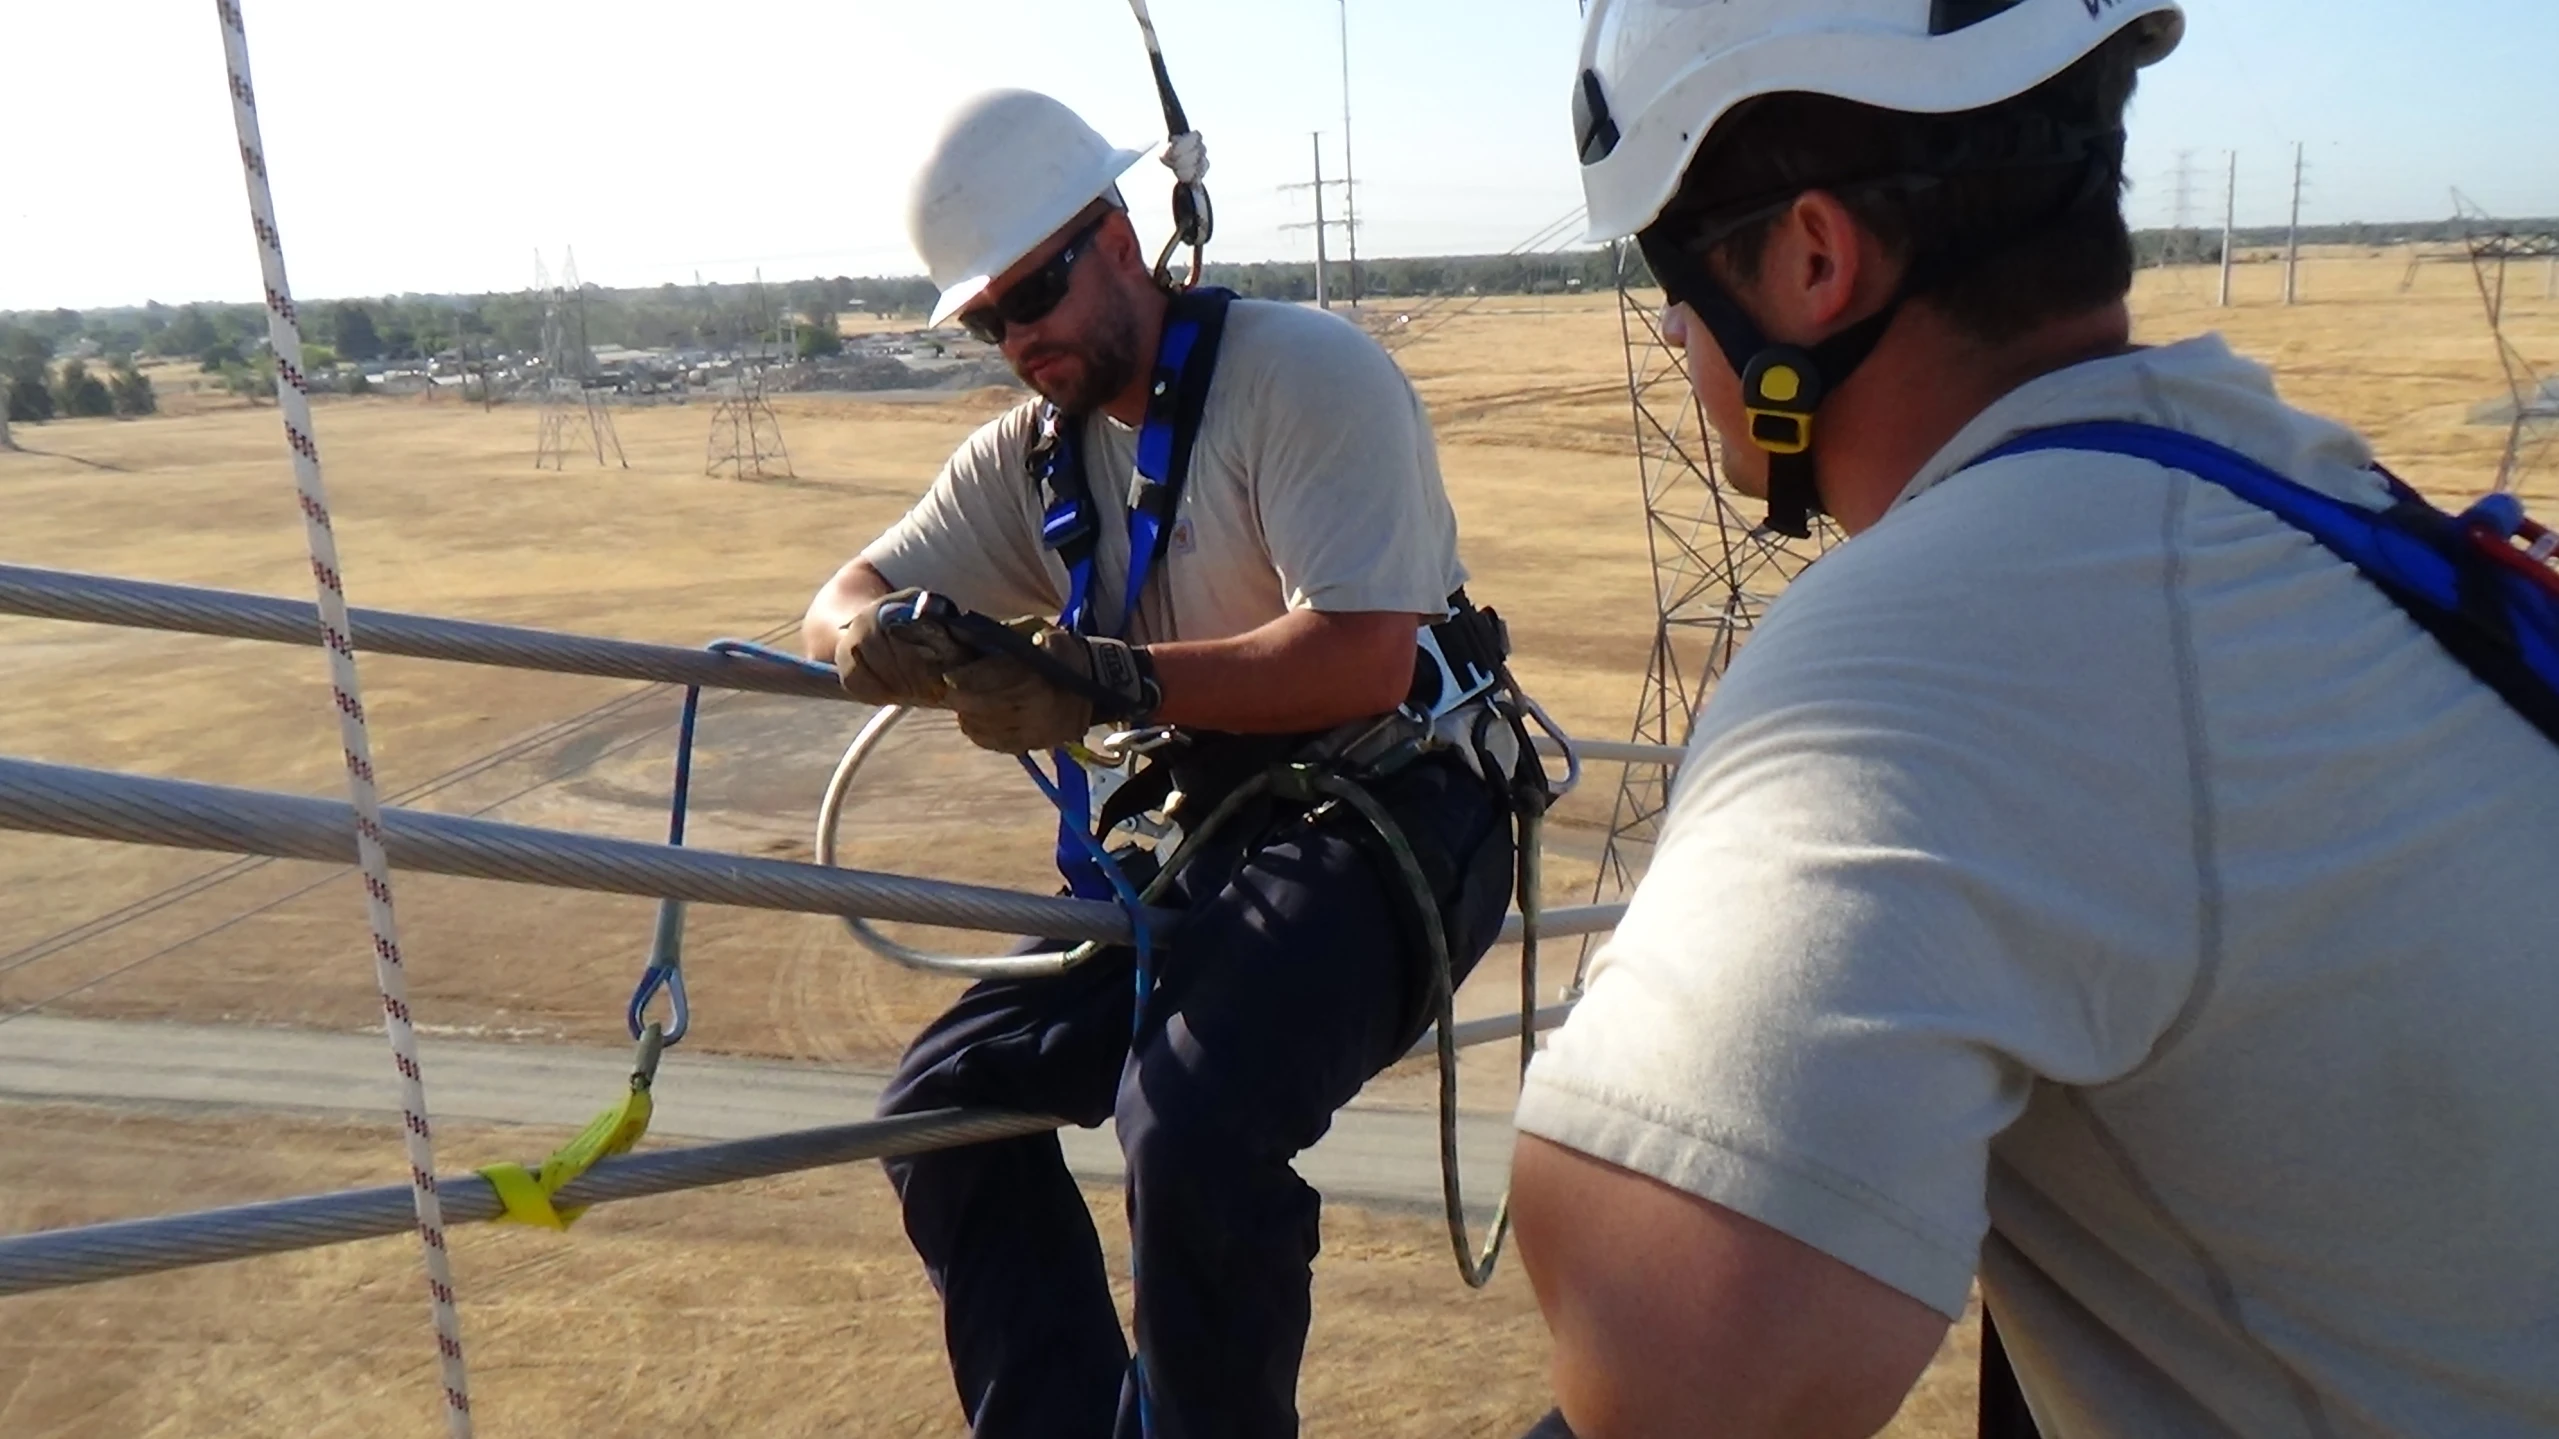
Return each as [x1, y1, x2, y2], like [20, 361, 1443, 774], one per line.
[861, 299, 1465, 643]
[1518, 337, 2559, 1434]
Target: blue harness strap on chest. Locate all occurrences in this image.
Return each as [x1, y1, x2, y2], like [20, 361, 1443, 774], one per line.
[1031, 287, 1237, 900]
[1969, 419, 2559, 748]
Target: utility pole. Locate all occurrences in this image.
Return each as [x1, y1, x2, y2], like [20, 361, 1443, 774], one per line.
[2218, 150, 2237, 307]
[2170, 148, 2196, 268]
[2283, 141, 2306, 306]
[1279, 132, 1349, 310]
[1309, 133, 1330, 309]
[1338, 0, 1361, 307]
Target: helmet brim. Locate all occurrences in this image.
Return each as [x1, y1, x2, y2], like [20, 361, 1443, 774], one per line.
[926, 146, 1146, 329]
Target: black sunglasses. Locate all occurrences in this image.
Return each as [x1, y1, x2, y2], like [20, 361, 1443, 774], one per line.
[958, 218, 1105, 346]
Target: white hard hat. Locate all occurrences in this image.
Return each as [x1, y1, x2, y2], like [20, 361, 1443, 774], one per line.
[908, 89, 1148, 328]
[1573, 0, 2186, 243]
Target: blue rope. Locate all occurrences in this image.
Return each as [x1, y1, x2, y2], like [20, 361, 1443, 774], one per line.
[622, 634, 1162, 1431]
[627, 640, 840, 1046]
[1014, 747, 1160, 1435]
[622, 639, 1159, 1048]
[1014, 754, 1155, 1029]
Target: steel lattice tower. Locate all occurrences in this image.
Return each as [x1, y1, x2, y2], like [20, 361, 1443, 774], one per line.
[2453, 195, 2559, 496]
[1581, 242, 1836, 941]
[706, 365, 794, 480]
[533, 248, 628, 471]
[705, 270, 795, 481]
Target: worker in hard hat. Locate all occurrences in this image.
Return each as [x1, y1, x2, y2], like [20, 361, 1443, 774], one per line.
[799, 89, 1534, 1439]
[1509, 1, 2559, 1436]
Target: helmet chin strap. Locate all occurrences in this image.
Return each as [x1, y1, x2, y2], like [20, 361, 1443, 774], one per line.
[1675, 263, 1903, 540]
[1637, 126, 2128, 538]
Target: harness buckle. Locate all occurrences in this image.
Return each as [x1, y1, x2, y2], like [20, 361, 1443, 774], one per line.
[1742, 349, 1822, 457]
[1094, 725, 1182, 764]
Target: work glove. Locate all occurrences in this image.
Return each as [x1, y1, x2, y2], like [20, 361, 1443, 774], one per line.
[834, 587, 952, 708]
[945, 618, 1154, 755]
[1160, 131, 1210, 185]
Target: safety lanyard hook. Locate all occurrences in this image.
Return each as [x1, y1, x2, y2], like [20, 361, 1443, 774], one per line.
[624, 897, 691, 1045]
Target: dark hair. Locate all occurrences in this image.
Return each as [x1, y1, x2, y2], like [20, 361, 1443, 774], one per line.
[1659, 30, 2145, 345]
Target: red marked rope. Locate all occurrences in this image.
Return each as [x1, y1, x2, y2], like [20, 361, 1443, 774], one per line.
[212, 3, 474, 1431]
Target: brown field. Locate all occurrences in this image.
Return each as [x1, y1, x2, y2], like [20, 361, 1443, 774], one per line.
[1, 250, 2549, 1436]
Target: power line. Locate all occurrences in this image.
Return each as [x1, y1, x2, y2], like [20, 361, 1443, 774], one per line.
[1381, 204, 1590, 351]
[0, 694, 734, 1027]
[0, 620, 798, 989]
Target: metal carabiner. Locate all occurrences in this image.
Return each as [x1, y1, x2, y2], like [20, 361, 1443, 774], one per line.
[1095, 726, 1182, 764]
[623, 898, 690, 1045]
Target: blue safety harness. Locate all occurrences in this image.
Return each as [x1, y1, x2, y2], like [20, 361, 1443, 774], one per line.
[1972, 419, 2559, 749]
[1030, 286, 1236, 899]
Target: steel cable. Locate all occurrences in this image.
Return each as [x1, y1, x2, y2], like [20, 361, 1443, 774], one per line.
[0, 563, 847, 702]
[0, 1108, 1062, 1298]
[0, 755, 1167, 944]
[0, 688, 762, 1027]
[0, 623, 797, 986]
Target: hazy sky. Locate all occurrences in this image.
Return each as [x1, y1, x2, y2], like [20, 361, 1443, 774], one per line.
[4, 0, 2553, 311]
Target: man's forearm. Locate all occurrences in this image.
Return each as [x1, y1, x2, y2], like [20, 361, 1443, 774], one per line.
[802, 557, 894, 663]
[1144, 608, 1421, 734]
[809, 576, 1420, 734]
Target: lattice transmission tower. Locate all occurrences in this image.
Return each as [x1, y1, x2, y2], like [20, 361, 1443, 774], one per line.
[1578, 242, 1837, 959]
[706, 270, 794, 481]
[533, 247, 628, 470]
[2453, 194, 2559, 496]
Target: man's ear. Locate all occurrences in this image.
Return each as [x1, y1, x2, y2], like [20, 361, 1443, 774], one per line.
[1772, 190, 1875, 335]
[1098, 210, 1151, 280]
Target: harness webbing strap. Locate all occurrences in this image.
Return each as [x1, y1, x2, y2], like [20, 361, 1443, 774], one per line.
[1973, 420, 2559, 747]
[1031, 286, 1238, 898]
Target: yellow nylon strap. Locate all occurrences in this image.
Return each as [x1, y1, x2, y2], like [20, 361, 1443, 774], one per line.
[478, 1079, 654, 1231]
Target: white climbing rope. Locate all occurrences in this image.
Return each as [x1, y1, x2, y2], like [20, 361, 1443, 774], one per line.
[212, 3, 474, 1432]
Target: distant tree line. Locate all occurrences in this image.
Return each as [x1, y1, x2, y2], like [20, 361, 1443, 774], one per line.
[1, 318, 157, 427]
[7, 216, 2546, 389]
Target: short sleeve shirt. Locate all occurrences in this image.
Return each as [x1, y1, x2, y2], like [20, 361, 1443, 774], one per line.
[1515, 337, 2559, 1435]
[859, 299, 1465, 643]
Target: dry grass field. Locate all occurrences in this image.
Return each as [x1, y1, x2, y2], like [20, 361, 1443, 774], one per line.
[1, 250, 2549, 1436]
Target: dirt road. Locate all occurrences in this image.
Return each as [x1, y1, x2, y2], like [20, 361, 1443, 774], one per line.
[0, 1014, 1518, 1218]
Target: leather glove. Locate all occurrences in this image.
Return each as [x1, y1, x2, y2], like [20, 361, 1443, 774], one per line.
[945, 618, 1155, 755]
[834, 588, 953, 708]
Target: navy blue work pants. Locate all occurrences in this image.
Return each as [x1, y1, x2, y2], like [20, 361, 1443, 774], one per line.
[878, 754, 1514, 1439]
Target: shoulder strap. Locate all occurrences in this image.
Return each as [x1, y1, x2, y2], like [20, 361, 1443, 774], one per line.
[1025, 287, 1237, 640]
[1119, 286, 1236, 635]
[1027, 404, 1101, 632]
[1971, 419, 2559, 748]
